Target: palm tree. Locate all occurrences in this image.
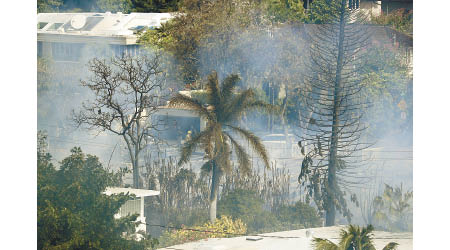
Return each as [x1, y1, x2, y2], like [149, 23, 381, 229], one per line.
[312, 224, 399, 250]
[168, 71, 271, 222]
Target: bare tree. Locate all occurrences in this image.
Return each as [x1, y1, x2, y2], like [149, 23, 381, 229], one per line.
[297, 0, 372, 226]
[73, 53, 166, 188]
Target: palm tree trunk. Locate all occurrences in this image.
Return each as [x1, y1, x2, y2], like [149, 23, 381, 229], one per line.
[209, 163, 220, 222]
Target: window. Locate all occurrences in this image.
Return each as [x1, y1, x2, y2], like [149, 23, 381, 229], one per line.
[38, 22, 48, 29]
[348, 0, 360, 9]
[110, 45, 141, 57]
[51, 42, 84, 62]
[119, 198, 141, 217]
[37, 42, 43, 57]
[47, 23, 64, 31]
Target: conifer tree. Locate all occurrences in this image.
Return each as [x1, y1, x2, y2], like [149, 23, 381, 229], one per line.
[297, 0, 371, 226]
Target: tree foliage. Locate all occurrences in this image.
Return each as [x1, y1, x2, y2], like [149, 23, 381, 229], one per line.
[139, 0, 265, 84]
[370, 8, 413, 35]
[38, 0, 63, 12]
[263, 0, 307, 23]
[37, 0, 180, 13]
[96, 0, 133, 13]
[37, 143, 158, 249]
[360, 45, 412, 139]
[307, 0, 342, 24]
[132, 0, 180, 12]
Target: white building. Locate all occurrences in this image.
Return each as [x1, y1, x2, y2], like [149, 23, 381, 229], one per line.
[37, 12, 174, 62]
[103, 187, 160, 236]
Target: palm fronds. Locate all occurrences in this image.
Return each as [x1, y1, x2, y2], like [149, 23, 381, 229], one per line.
[312, 225, 399, 250]
[169, 93, 215, 122]
[226, 124, 270, 169]
[224, 132, 251, 175]
[221, 74, 240, 100]
[312, 238, 339, 250]
[178, 126, 215, 166]
[206, 71, 222, 109]
[382, 242, 399, 250]
[224, 88, 255, 121]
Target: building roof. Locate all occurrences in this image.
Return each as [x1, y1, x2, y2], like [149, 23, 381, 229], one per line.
[157, 226, 412, 250]
[103, 187, 160, 197]
[37, 12, 174, 44]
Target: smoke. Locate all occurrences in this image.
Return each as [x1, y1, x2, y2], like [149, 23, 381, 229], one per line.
[189, 21, 412, 225]
[37, 13, 412, 229]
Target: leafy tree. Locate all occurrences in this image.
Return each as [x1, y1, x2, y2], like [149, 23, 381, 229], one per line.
[275, 200, 321, 229]
[360, 45, 412, 139]
[139, 0, 264, 85]
[37, 145, 158, 249]
[168, 72, 271, 222]
[97, 0, 133, 13]
[37, 0, 63, 12]
[72, 53, 167, 188]
[297, 0, 371, 226]
[132, 0, 181, 12]
[62, 0, 98, 11]
[263, 0, 307, 23]
[38, 0, 181, 13]
[217, 189, 277, 232]
[313, 224, 399, 250]
[307, 0, 342, 23]
[370, 9, 413, 34]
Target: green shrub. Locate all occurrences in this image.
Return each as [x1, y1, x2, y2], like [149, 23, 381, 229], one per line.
[371, 9, 413, 34]
[275, 201, 322, 228]
[218, 189, 321, 233]
[218, 189, 275, 232]
[37, 147, 158, 250]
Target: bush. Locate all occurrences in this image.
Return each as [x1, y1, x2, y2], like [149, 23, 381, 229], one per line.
[371, 9, 413, 34]
[37, 147, 158, 250]
[275, 201, 322, 228]
[158, 216, 246, 247]
[218, 189, 263, 224]
[218, 189, 278, 233]
[218, 189, 321, 233]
